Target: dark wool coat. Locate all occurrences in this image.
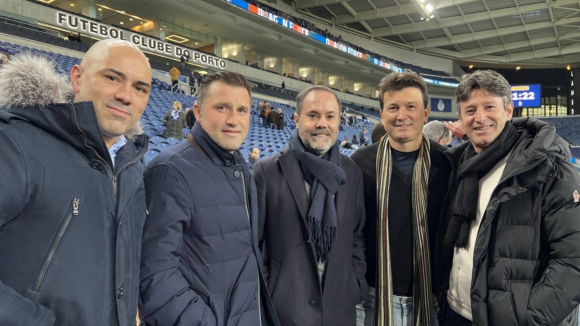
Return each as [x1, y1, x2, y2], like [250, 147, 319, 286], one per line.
[253, 149, 367, 326]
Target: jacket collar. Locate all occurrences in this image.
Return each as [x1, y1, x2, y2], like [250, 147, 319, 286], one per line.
[444, 117, 569, 183]
[191, 122, 246, 167]
[6, 102, 147, 170]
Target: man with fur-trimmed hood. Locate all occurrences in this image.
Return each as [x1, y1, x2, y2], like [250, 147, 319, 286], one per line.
[0, 39, 152, 325]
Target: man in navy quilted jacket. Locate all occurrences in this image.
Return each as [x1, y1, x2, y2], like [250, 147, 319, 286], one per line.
[139, 71, 279, 326]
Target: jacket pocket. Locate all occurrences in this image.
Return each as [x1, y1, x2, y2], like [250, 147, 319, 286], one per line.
[488, 288, 519, 326]
[350, 270, 361, 305]
[33, 196, 80, 293]
[508, 281, 532, 326]
[268, 260, 281, 297]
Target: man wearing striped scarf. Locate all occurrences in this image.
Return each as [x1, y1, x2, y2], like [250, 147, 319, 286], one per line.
[351, 72, 452, 326]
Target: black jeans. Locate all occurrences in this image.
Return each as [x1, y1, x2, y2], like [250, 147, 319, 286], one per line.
[441, 304, 472, 326]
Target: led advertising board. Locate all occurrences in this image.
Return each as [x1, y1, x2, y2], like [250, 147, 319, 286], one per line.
[511, 84, 541, 108]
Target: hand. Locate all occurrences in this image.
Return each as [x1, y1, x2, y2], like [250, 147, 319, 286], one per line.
[444, 120, 466, 139]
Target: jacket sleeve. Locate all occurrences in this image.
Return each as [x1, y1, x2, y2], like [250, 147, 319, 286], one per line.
[181, 113, 187, 128]
[252, 161, 270, 283]
[0, 129, 55, 325]
[527, 160, 580, 326]
[139, 164, 216, 326]
[162, 111, 170, 125]
[352, 169, 368, 303]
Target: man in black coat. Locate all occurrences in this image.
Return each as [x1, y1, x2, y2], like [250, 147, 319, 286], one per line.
[267, 107, 279, 129]
[436, 70, 580, 326]
[254, 85, 367, 326]
[0, 40, 151, 326]
[351, 72, 451, 326]
[276, 108, 285, 130]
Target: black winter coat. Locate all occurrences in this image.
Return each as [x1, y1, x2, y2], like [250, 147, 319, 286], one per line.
[139, 124, 280, 326]
[0, 102, 147, 326]
[436, 118, 580, 326]
[253, 149, 367, 326]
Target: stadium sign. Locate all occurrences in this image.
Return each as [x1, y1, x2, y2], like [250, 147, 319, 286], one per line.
[55, 11, 227, 70]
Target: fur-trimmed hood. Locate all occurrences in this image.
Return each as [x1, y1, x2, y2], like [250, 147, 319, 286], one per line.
[0, 53, 143, 140]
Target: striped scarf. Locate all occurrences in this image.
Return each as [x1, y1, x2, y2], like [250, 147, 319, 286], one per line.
[375, 134, 433, 326]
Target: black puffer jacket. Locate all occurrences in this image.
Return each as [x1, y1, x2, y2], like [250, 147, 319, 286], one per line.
[436, 118, 580, 326]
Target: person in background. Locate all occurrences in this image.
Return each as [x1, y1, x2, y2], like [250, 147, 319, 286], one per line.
[259, 100, 269, 127]
[0, 39, 151, 326]
[0, 53, 10, 66]
[186, 101, 197, 129]
[352, 134, 360, 146]
[139, 71, 280, 326]
[436, 69, 580, 326]
[189, 70, 198, 96]
[276, 108, 285, 130]
[267, 104, 278, 129]
[163, 101, 186, 140]
[170, 66, 180, 92]
[254, 85, 367, 326]
[423, 120, 452, 146]
[359, 128, 369, 146]
[246, 147, 260, 170]
[371, 123, 387, 143]
[180, 52, 189, 70]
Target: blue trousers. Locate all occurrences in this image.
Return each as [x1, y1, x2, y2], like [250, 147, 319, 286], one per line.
[356, 287, 439, 326]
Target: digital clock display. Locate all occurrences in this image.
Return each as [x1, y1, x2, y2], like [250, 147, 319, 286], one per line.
[511, 84, 541, 108]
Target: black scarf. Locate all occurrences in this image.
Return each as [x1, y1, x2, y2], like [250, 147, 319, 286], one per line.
[289, 130, 346, 263]
[443, 121, 520, 248]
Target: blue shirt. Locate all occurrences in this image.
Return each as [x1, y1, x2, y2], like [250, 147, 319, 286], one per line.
[108, 135, 127, 168]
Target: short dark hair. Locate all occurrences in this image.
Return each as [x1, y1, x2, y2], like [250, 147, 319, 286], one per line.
[295, 85, 340, 116]
[456, 70, 511, 115]
[378, 72, 429, 110]
[371, 123, 387, 143]
[197, 71, 251, 108]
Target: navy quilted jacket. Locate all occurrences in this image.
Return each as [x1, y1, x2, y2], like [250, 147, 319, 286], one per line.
[139, 123, 279, 326]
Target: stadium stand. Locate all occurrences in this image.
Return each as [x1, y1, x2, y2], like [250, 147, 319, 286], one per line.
[0, 16, 89, 53]
[2, 41, 578, 172]
[237, 0, 457, 84]
[539, 116, 580, 146]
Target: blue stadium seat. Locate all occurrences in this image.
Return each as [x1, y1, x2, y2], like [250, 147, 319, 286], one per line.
[150, 136, 165, 145]
[165, 138, 181, 145]
[144, 150, 159, 166]
[157, 142, 173, 152]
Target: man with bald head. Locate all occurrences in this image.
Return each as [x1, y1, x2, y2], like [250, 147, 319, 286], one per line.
[0, 39, 151, 325]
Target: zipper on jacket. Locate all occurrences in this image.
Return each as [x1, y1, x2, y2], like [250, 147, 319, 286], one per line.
[71, 103, 146, 197]
[540, 267, 551, 283]
[71, 104, 116, 195]
[34, 197, 80, 291]
[240, 171, 262, 326]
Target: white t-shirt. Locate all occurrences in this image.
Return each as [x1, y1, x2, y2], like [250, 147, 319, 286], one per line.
[447, 152, 511, 321]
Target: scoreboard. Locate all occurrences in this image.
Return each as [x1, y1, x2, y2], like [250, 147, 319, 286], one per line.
[511, 84, 541, 108]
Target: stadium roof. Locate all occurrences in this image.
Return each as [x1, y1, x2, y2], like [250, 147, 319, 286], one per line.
[284, 0, 580, 65]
